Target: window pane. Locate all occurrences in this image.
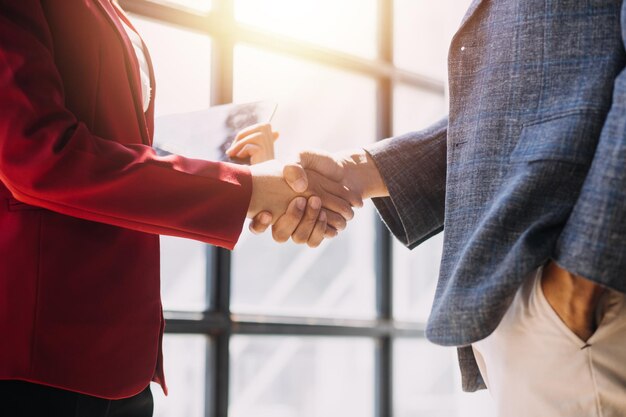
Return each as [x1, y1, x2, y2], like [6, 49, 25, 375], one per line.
[393, 233, 442, 323]
[234, 0, 377, 58]
[146, 0, 212, 13]
[392, 83, 446, 322]
[230, 336, 375, 417]
[394, 339, 495, 417]
[394, 0, 473, 80]
[152, 334, 209, 417]
[394, 83, 447, 134]
[130, 16, 213, 311]
[394, 0, 449, 81]
[130, 15, 212, 117]
[159, 237, 210, 311]
[231, 46, 377, 319]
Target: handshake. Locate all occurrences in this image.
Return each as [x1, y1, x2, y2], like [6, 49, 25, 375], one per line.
[227, 124, 389, 247]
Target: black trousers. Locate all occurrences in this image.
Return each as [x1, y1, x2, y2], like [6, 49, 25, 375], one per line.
[0, 381, 153, 417]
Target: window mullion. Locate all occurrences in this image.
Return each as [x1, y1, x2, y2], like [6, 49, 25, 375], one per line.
[209, 2, 235, 417]
[375, 1, 394, 417]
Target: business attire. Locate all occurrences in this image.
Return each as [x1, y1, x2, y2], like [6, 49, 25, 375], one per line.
[0, 0, 251, 403]
[366, 0, 626, 409]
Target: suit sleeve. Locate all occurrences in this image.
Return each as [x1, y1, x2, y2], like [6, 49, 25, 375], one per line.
[554, 18, 626, 289]
[364, 118, 448, 249]
[0, 1, 251, 250]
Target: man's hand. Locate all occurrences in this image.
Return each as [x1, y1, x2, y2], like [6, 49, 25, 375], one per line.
[541, 261, 606, 341]
[247, 159, 362, 246]
[284, 149, 388, 199]
[250, 149, 388, 244]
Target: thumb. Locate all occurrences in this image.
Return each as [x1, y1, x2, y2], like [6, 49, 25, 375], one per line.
[283, 163, 309, 193]
[298, 151, 343, 182]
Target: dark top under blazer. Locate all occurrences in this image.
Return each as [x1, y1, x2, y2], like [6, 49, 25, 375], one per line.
[0, 0, 251, 399]
[367, 0, 626, 391]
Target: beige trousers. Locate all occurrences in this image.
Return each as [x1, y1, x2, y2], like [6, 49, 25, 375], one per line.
[472, 269, 626, 417]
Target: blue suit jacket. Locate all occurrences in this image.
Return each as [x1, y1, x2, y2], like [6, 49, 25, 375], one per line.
[367, 0, 626, 391]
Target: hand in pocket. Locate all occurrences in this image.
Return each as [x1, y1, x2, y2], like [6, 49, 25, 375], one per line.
[541, 262, 606, 341]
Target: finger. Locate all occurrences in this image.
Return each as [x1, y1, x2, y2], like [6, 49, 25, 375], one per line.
[226, 132, 265, 155]
[236, 144, 261, 159]
[283, 163, 309, 193]
[324, 225, 339, 239]
[233, 123, 272, 142]
[292, 196, 322, 244]
[319, 175, 363, 208]
[317, 189, 354, 221]
[324, 209, 347, 232]
[298, 150, 343, 182]
[273, 131, 280, 142]
[271, 197, 307, 243]
[305, 171, 357, 219]
[307, 210, 327, 248]
[249, 211, 272, 234]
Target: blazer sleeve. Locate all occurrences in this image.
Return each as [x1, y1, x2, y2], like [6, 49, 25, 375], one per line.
[0, 1, 251, 250]
[364, 118, 448, 249]
[554, 29, 626, 289]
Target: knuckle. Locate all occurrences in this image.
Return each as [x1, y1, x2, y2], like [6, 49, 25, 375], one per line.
[272, 229, 290, 243]
[292, 232, 308, 244]
[307, 240, 321, 248]
[342, 206, 354, 220]
[305, 209, 319, 221]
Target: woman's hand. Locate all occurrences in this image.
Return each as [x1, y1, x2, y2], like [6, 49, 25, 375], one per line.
[247, 159, 362, 246]
[226, 123, 279, 165]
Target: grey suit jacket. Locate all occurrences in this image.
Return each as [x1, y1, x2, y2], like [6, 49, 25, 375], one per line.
[367, 0, 626, 391]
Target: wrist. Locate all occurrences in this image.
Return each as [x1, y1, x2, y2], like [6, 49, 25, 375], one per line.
[246, 166, 262, 218]
[344, 149, 388, 199]
[247, 161, 294, 219]
[542, 262, 606, 319]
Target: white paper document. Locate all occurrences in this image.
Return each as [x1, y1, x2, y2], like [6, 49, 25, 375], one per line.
[153, 101, 277, 164]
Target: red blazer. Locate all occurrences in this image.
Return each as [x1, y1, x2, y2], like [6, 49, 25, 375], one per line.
[0, 0, 251, 399]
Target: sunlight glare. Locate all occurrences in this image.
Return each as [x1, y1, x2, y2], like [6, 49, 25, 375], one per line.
[234, 0, 377, 58]
[152, 0, 211, 13]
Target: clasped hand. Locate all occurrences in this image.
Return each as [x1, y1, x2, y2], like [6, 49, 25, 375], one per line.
[229, 123, 387, 247]
[246, 158, 363, 247]
[248, 154, 387, 246]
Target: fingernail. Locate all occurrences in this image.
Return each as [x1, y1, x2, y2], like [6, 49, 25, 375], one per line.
[260, 213, 271, 224]
[319, 210, 326, 221]
[296, 198, 306, 210]
[293, 179, 307, 192]
[310, 197, 321, 210]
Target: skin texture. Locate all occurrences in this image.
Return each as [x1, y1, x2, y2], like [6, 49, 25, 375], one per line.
[226, 123, 279, 165]
[541, 261, 606, 341]
[246, 160, 358, 222]
[249, 149, 386, 244]
[229, 125, 360, 246]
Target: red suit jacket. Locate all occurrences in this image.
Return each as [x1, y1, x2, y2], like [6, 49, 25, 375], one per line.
[0, 0, 251, 399]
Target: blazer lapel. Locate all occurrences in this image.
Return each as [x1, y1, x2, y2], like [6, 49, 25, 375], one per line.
[111, 1, 157, 142]
[93, 0, 151, 145]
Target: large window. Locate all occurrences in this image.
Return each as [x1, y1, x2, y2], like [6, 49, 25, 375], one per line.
[120, 0, 495, 416]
